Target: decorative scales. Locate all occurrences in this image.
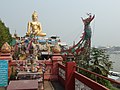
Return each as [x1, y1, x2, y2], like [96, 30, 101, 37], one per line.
[61, 14, 95, 56]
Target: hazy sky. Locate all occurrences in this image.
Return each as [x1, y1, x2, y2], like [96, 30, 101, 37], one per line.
[0, 0, 120, 47]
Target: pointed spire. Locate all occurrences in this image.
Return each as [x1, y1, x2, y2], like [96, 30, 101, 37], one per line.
[1, 42, 11, 53]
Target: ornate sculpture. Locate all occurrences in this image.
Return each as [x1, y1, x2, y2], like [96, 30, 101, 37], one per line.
[81, 13, 95, 40]
[26, 11, 46, 37]
[61, 13, 95, 55]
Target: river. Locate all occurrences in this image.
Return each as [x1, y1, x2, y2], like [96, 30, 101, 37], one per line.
[109, 53, 120, 72]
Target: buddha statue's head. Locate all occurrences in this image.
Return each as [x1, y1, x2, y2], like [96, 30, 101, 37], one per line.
[32, 11, 38, 21]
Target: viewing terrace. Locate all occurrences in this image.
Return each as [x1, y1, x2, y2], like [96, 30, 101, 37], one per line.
[0, 53, 120, 90]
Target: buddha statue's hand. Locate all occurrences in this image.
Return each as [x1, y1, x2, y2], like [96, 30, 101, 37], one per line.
[26, 32, 30, 36]
[26, 30, 31, 36]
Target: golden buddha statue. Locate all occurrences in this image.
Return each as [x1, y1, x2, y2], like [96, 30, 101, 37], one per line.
[26, 11, 46, 37]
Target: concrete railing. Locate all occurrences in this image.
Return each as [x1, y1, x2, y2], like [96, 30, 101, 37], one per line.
[58, 62, 109, 90]
[58, 63, 65, 86]
[76, 66, 120, 89]
[74, 72, 109, 90]
[9, 54, 63, 80]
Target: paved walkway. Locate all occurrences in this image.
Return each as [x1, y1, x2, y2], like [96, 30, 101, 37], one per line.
[43, 81, 64, 90]
[44, 81, 54, 90]
[51, 81, 64, 90]
[0, 81, 64, 90]
[0, 87, 6, 90]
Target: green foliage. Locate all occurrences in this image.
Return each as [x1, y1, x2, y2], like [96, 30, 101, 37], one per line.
[77, 47, 112, 76]
[0, 20, 12, 48]
[90, 47, 112, 76]
[76, 47, 115, 89]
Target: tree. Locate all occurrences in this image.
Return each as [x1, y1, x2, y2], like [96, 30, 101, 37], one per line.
[76, 47, 114, 89]
[76, 47, 112, 76]
[90, 47, 112, 76]
[0, 20, 12, 48]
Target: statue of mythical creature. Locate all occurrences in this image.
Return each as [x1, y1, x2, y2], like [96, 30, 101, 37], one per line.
[81, 13, 95, 40]
[26, 11, 46, 37]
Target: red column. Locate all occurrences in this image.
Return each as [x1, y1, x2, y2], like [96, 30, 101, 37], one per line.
[65, 61, 76, 90]
[51, 54, 63, 80]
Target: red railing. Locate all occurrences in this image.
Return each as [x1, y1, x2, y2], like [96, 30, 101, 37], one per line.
[58, 62, 110, 90]
[58, 63, 65, 86]
[74, 72, 109, 90]
[76, 66, 120, 86]
[8, 56, 120, 90]
[9, 60, 53, 80]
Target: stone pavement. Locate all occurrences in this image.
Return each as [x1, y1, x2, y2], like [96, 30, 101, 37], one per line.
[44, 81, 54, 90]
[51, 81, 64, 90]
[0, 87, 6, 90]
[0, 81, 64, 90]
[43, 81, 64, 90]
[38, 81, 54, 90]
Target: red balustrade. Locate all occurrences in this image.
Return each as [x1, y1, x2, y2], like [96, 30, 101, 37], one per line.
[58, 62, 112, 90]
[58, 63, 65, 86]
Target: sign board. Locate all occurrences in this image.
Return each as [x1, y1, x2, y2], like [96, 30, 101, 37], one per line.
[0, 60, 8, 87]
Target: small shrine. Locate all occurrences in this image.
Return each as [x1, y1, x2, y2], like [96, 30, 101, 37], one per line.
[1, 42, 11, 53]
[0, 42, 12, 60]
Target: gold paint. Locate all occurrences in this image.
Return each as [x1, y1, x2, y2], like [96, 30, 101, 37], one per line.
[26, 11, 46, 37]
[1, 42, 11, 53]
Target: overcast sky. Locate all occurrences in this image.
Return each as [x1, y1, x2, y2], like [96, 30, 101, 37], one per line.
[0, 0, 120, 47]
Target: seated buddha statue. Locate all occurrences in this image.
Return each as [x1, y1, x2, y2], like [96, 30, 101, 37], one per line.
[26, 11, 46, 37]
